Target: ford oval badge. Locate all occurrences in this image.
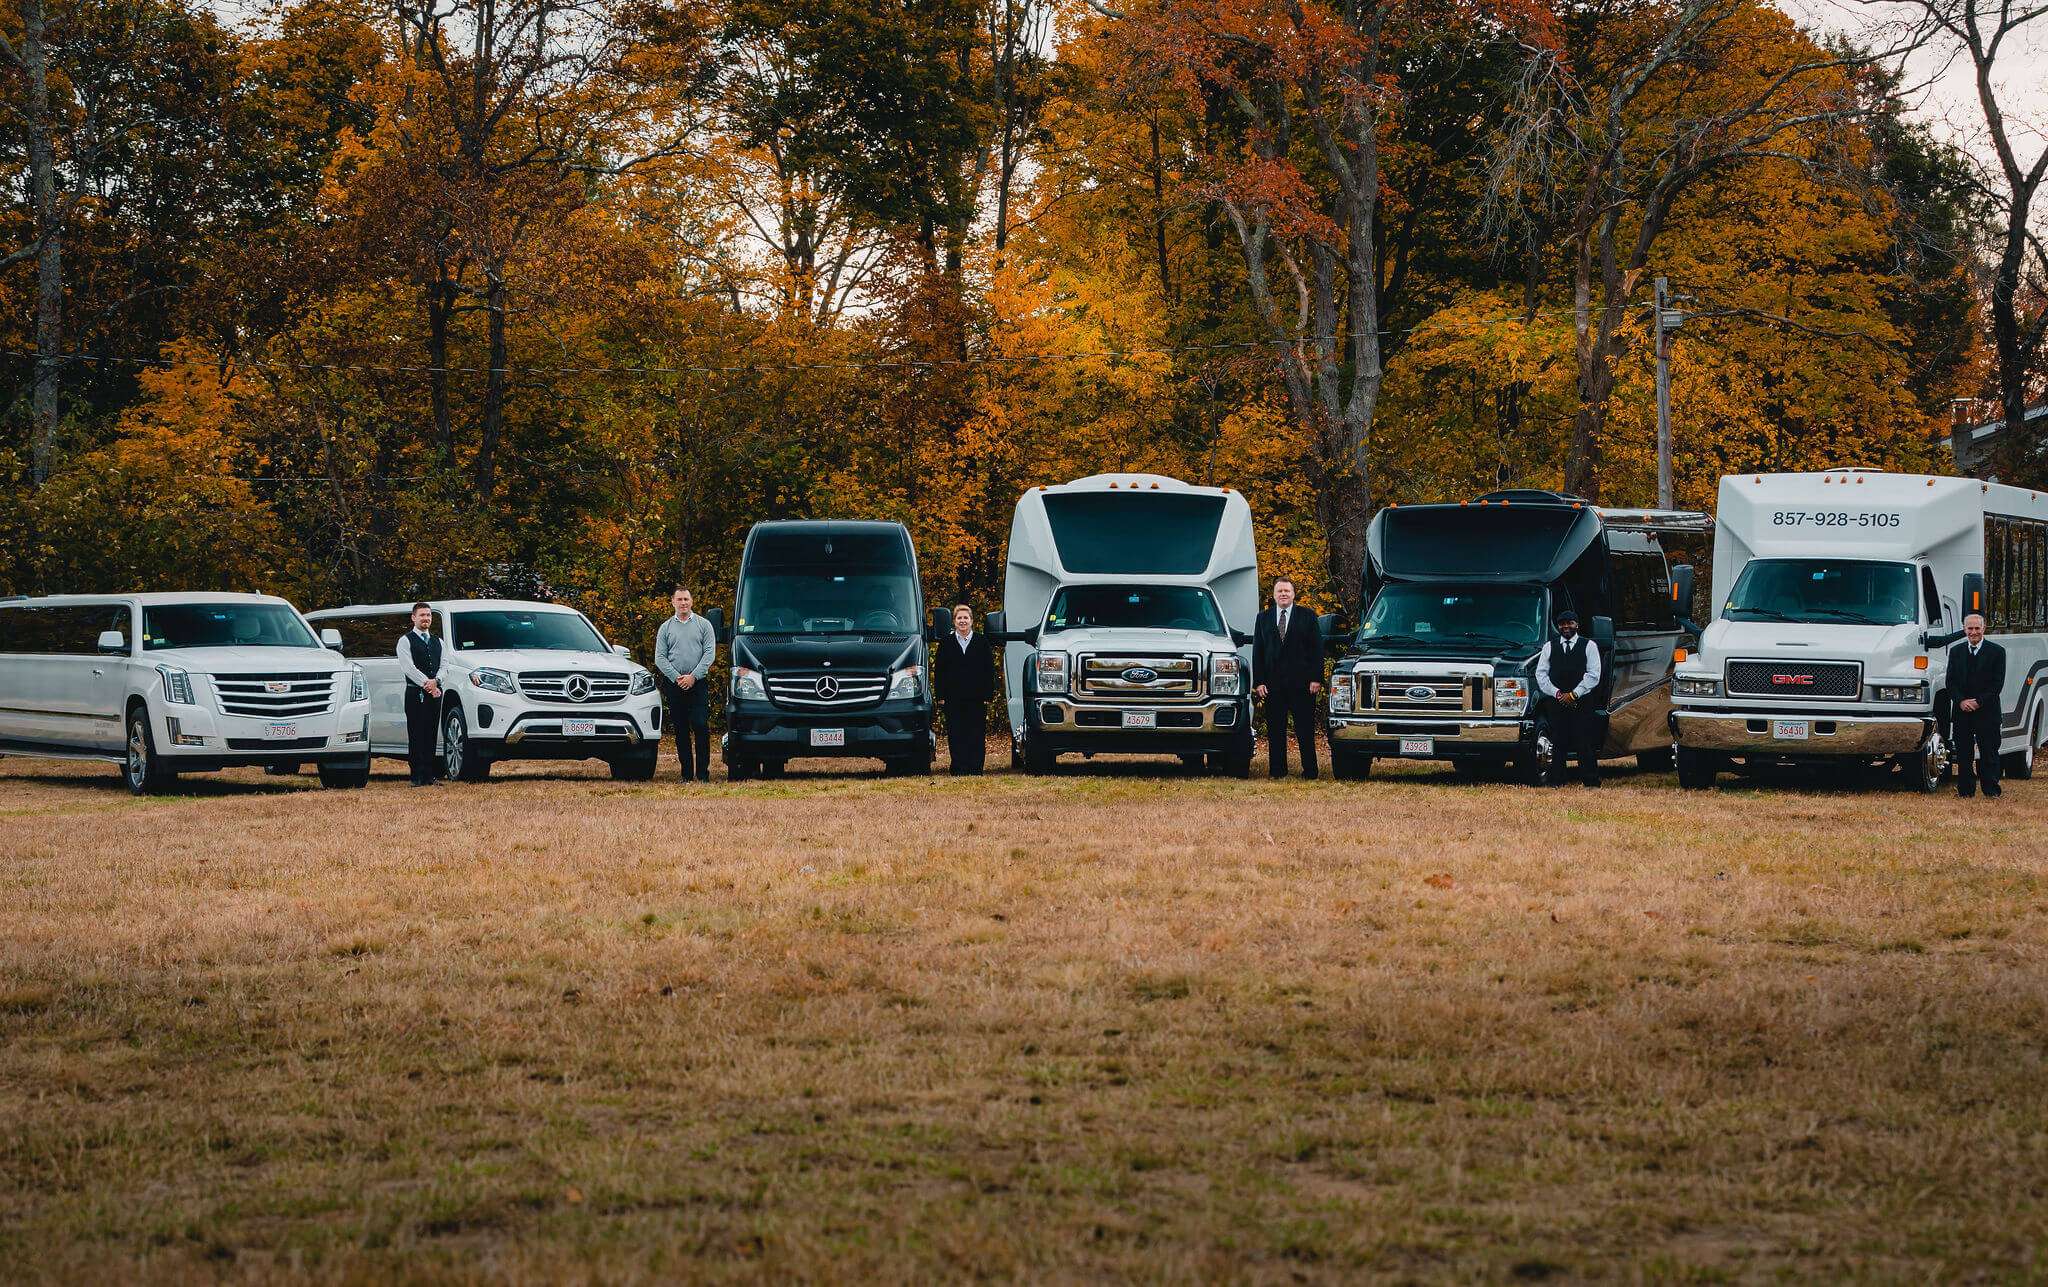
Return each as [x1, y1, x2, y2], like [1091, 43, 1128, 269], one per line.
[1122, 667, 1159, 683]
[1405, 684, 1436, 701]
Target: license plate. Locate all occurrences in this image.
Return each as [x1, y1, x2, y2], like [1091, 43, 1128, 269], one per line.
[564, 719, 597, 737]
[1399, 737, 1433, 756]
[810, 728, 845, 747]
[1771, 720, 1810, 741]
[1121, 710, 1156, 729]
[263, 721, 299, 740]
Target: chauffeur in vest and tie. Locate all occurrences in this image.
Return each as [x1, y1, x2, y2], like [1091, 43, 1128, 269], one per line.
[397, 602, 445, 786]
[1535, 607, 1603, 787]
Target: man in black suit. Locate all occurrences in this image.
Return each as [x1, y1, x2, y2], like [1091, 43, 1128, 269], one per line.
[1254, 578, 1323, 779]
[1949, 612, 2006, 799]
[933, 604, 993, 775]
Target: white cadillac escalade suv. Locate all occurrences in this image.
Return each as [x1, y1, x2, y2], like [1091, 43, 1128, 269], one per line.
[305, 599, 663, 781]
[0, 592, 372, 793]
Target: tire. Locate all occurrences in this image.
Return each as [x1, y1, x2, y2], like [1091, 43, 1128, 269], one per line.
[264, 762, 301, 777]
[1331, 751, 1372, 781]
[1637, 744, 1675, 773]
[317, 753, 370, 789]
[1450, 757, 1484, 782]
[759, 759, 787, 779]
[726, 754, 755, 782]
[609, 749, 658, 781]
[1179, 753, 1206, 771]
[2002, 707, 2039, 781]
[1516, 732, 1555, 786]
[1223, 751, 1252, 779]
[122, 709, 176, 795]
[1675, 745, 1717, 790]
[442, 706, 491, 783]
[1908, 731, 1949, 794]
[1023, 734, 1055, 775]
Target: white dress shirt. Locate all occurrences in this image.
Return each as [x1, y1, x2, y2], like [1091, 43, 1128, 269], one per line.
[1535, 635, 1602, 700]
[954, 630, 973, 652]
[397, 628, 441, 688]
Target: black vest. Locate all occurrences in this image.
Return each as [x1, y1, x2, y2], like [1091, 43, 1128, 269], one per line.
[1547, 635, 1588, 693]
[404, 630, 442, 691]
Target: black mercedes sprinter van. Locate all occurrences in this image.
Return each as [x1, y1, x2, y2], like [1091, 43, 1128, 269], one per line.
[720, 521, 937, 777]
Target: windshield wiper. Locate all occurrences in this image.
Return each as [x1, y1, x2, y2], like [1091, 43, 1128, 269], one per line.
[1357, 633, 1434, 648]
[1727, 607, 1792, 622]
[1443, 631, 1529, 649]
[1801, 607, 1890, 625]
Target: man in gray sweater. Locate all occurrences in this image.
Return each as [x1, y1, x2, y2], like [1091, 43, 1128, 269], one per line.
[655, 586, 717, 781]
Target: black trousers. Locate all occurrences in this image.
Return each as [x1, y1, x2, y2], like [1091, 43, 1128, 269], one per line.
[1954, 706, 2003, 796]
[1545, 698, 1601, 784]
[668, 682, 710, 779]
[405, 686, 441, 783]
[1265, 684, 1318, 778]
[945, 698, 986, 775]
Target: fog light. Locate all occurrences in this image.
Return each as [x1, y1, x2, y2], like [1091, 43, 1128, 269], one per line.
[166, 717, 205, 748]
[477, 704, 494, 729]
[1038, 702, 1063, 724]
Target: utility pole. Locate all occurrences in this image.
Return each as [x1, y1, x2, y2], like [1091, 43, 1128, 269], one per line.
[1652, 277, 1685, 510]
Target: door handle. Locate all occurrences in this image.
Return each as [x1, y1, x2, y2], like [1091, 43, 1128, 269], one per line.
[92, 668, 104, 677]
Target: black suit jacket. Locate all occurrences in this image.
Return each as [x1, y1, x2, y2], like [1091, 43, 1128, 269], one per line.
[1254, 605, 1323, 692]
[933, 632, 994, 705]
[1948, 639, 2006, 721]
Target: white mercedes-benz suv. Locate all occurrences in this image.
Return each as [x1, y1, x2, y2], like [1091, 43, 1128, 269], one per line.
[0, 592, 372, 793]
[305, 599, 662, 781]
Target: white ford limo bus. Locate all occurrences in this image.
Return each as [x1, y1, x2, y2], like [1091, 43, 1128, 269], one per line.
[305, 599, 663, 781]
[1672, 471, 2048, 790]
[0, 592, 371, 793]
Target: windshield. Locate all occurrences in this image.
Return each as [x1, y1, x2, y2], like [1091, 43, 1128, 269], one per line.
[1044, 584, 1225, 634]
[1043, 492, 1225, 574]
[1724, 559, 1917, 626]
[452, 610, 607, 652]
[142, 602, 318, 651]
[1358, 584, 1546, 649]
[738, 528, 919, 635]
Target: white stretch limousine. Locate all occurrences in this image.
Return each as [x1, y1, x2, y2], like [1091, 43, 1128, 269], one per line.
[0, 592, 371, 792]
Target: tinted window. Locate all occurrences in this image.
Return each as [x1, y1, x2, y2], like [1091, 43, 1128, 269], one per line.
[451, 610, 606, 652]
[1920, 565, 1941, 626]
[143, 603, 318, 650]
[322, 612, 416, 659]
[1724, 560, 1916, 626]
[1043, 584, 1224, 634]
[1043, 493, 1225, 575]
[0, 604, 127, 655]
[1379, 505, 1585, 579]
[1612, 551, 1673, 631]
[739, 529, 919, 636]
[1360, 584, 1546, 649]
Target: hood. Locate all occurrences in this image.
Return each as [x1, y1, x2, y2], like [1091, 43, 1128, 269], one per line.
[1348, 635, 1539, 665]
[151, 646, 351, 676]
[1033, 625, 1234, 653]
[1698, 618, 1924, 663]
[446, 647, 642, 675]
[735, 632, 919, 673]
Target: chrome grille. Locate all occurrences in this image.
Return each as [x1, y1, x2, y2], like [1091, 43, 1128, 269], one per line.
[1078, 654, 1202, 700]
[766, 673, 888, 709]
[1726, 659, 1860, 699]
[1362, 673, 1485, 715]
[212, 672, 338, 719]
[518, 670, 631, 704]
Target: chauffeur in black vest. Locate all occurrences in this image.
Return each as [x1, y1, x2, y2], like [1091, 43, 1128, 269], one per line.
[1534, 607, 1604, 786]
[1949, 611, 2006, 799]
[396, 601, 445, 786]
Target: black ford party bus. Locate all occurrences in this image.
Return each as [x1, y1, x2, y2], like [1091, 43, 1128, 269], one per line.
[721, 521, 938, 778]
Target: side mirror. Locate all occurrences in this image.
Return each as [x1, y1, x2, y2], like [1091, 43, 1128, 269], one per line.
[1231, 628, 1254, 647]
[986, 610, 1008, 642]
[1670, 564, 1699, 636]
[1921, 628, 1957, 649]
[1316, 613, 1344, 652]
[1589, 614, 1616, 648]
[612, 643, 631, 658]
[1960, 572, 1986, 622]
[319, 627, 343, 651]
[98, 629, 127, 655]
[704, 607, 729, 644]
[927, 606, 950, 642]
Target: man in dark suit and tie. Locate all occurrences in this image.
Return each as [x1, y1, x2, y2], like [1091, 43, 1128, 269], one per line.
[1254, 578, 1323, 779]
[933, 604, 993, 775]
[1949, 612, 2006, 799]
[396, 602, 444, 787]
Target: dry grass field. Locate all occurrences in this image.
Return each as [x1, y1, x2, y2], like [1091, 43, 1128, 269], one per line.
[1, 744, 2044, 1283]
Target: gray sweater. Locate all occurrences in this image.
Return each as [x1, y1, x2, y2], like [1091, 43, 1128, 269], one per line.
[655, 612, 716, 684]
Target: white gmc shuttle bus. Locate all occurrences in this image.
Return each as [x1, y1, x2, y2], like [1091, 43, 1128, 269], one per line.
[305, 599, 663, 781]
[1672, 471, 2048, 790]
[0, 592, 372, 792]
[986, 474, 1258, 775]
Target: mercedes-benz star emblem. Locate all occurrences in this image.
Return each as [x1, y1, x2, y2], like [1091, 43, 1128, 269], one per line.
[1405, 685, 1436, 701]
[814, 675, 840, 700]
[565, 674, 591, 702]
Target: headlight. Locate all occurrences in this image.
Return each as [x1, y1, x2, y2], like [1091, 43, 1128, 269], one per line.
[157, 665, 195, 706]
[733, 666, 766, 700]
[1329, 672, 1355, 714]
[1493, 676, 1529, 715]
[888, 664, 922, 699]
[1034, 652, 1069, 694]
[1209, 653, 1241, 696]
[629, 670, 656, 695]
[349, 664, 367, 703]
[1870, 681, 1926, 703]
[469, 666, 516, 695]
[1673, 675, 1720, 698]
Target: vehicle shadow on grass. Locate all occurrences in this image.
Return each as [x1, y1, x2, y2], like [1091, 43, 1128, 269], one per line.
[2, 769, 313, 798]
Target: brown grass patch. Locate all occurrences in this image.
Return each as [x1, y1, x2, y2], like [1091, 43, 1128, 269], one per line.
[0, 750, 2043, 1280]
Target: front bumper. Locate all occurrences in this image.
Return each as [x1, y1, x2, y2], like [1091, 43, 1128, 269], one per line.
[157, 701, 372, 765]
[1326, 715, 1531, 757]
[1671, 709, 1931, 757]
[1026, 695, 1249, 755]
[723, 699, 933, 759]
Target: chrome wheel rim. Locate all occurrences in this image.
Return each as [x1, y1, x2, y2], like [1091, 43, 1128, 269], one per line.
[444, 712, 464, 776]
[126, 720, 147, 787]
